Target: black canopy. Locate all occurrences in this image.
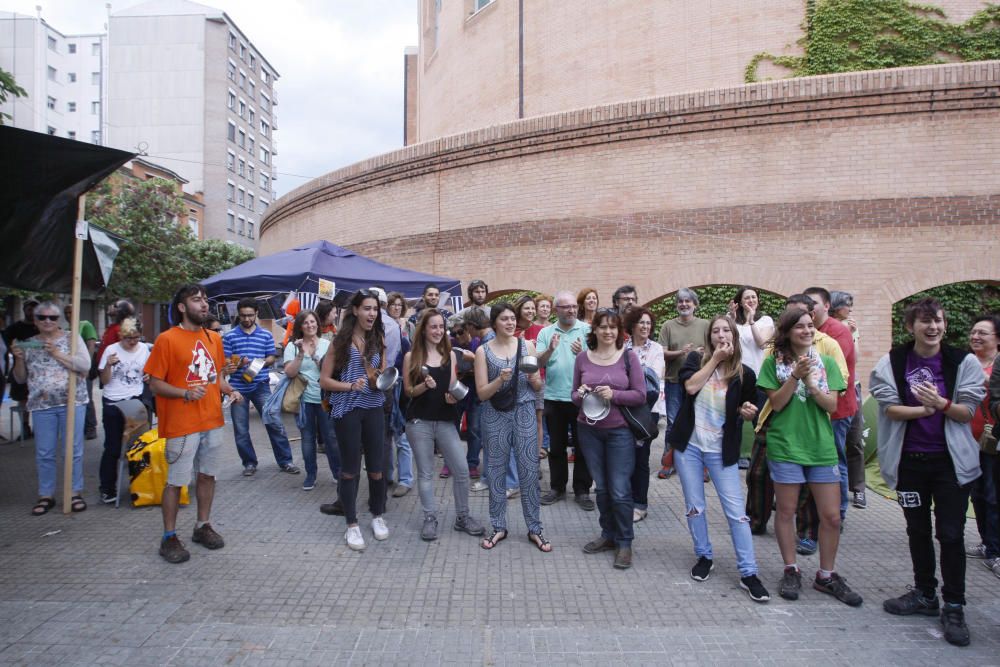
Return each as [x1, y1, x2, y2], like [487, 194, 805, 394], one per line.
[0, 126, 134, 295]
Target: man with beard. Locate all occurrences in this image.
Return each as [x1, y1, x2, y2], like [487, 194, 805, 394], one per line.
[457, 280, 490, 321]
[657, 288, 709, 477]
[145, 284, 243, 564]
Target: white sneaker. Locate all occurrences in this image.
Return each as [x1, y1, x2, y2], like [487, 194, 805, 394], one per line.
[506, 488, 519, 499]
[372, 516, 389, 541]
[345, 526, 366, 551]
[633, 508, 648, 523]
[470, 480, 488, 493]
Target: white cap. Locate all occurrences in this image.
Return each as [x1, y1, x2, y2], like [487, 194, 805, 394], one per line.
[369, 287, 388, 305]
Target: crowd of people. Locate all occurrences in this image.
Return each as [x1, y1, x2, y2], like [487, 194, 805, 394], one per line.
[5, 278, 999, 648]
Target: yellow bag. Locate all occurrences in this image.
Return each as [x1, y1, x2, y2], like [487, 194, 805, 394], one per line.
[126, 428, 190, 507]
[282, 374, 307, 413]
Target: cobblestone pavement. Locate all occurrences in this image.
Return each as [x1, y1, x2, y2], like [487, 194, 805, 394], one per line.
[2, 409, 1000, 666]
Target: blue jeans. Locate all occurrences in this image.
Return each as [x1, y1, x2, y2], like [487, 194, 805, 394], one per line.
[463, 399, 483, 469]
[33, 404, 86, 496]
[972, 452, 1000, 558]
[300, 401, 340, 482]
[577, 424, 635, 547]
[393, 430, 414, 487]
[831, 416, 852, 521]
[675, 444, 758, 577]
[231, 382, 293, 467]
[662, 380, 684, 451]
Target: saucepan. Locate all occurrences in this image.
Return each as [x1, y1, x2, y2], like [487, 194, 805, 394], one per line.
[581, 391, 610, 422]
[520, 355, 540, 374]
[448, 381, 469, 401]
[375, 366, 400, 391]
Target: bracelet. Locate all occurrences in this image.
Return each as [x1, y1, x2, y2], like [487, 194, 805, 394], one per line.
[940, 398, 952, 412]
[790, 374, 801, 381]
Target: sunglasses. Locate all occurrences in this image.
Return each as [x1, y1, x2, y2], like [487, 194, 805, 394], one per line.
[35, 314, 60, 322]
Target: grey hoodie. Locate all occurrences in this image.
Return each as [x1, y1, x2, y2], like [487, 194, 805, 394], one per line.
[869, 343, 984, 489]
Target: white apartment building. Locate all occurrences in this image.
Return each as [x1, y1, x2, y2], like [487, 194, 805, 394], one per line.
[107, 0, 279, 249]
[0, 11, 106, 144]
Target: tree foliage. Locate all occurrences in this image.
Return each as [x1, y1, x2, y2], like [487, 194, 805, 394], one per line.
[892, 282, 1000, 347]
[0, 67, 27, 125]
[646, 285, 787, 329]
[86, 177, 254, 302]
[746, 0, 1000, 82]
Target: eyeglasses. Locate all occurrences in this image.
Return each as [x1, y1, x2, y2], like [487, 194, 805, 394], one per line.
[35, 314, 59, 322]
[555, 304, 577, 311]
[971, 329, 996, 337]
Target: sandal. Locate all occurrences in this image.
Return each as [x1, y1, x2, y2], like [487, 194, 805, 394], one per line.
[31, 497, 55, 516]
[480, 529, 507, 550]
[70, 495, 87, 513]
[528, 531, 552, 553]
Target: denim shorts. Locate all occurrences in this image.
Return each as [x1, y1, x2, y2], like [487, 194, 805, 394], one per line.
[768, 459, 840, 485]
[166, 427, 225, 486]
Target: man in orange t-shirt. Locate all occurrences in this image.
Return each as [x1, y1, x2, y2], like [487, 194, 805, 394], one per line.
[145, 284, 242, 564]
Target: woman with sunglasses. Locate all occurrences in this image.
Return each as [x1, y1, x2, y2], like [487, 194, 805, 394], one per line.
[11, 301, 91, 515]
[96, 316, 151, 504]
[668, 315, 770, 602]
[320, 290, 388, 551]
[403, 309, 486, 541]
[475, 303, 546, 551]
[572, 309, 646, 569]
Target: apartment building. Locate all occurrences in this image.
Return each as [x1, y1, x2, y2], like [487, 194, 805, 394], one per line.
[0, 11, 105, 143]
[107, 0, 279, 250]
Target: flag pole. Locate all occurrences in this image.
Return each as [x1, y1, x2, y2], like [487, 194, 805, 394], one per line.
[62, 194, 87, 514]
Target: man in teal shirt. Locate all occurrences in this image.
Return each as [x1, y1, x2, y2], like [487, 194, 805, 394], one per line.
[536, 290, 594, 510]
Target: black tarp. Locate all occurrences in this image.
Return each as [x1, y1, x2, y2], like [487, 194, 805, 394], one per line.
[0, 126, 135, 295]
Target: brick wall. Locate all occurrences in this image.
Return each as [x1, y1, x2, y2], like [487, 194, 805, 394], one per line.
[260, 62, 1000, 385]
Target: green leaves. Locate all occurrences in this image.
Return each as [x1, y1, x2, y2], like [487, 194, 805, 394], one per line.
[892, 282, 1000, 347]
[745, 0, 1000, 82]
[0, 67, 27, 125]
[647, 286, 787, 328]
[86, 177, 253, 302]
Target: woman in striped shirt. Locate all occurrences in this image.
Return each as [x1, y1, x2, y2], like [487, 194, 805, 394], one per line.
[321, 290, 388, 552]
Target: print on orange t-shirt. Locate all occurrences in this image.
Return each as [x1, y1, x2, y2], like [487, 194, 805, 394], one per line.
[144, 327, 225, 440]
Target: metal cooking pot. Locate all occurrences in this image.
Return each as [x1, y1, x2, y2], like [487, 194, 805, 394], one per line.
[448, 381, 469, 401]
[375, 366, 400, 391]
[520, 355, 539, 374]
[581, 391, 610, 422]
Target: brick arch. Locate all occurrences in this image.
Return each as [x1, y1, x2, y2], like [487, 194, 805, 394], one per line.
[879, 255, 1000, 306]
[640, 284, 789, 311]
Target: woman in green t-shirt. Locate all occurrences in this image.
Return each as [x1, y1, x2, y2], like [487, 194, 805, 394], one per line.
[757, 309, 860, 607]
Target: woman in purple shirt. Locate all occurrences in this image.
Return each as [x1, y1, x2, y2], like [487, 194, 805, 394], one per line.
[572, 309, 646, 569]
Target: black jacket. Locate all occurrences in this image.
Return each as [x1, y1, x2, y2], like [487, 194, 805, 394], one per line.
[667, 351, 757, 467]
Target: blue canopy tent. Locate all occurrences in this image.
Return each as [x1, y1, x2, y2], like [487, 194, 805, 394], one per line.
[201, 240, 462, 307]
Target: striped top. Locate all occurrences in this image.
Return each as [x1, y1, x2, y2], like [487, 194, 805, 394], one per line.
[328, 345, 385, 418]
[223, 325, 276, 392]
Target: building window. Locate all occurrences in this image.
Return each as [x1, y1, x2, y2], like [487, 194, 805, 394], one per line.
[473, 0, 494, 11]
[227, 211, 235, 230]
[91, 130, 101, 144]
[227, 183, 235, 202]
[260, 148, 270, 165]
[227, 121, 236, 141]
[247, 193, 254, 211]
[260, 120, 269, 137]
[67, 101, 76, 112]
[67, 131, 76, 139]
[248, 108, 254, 125]
[260, 199, 269, 214]
[247, 221, 255, 239]
[238, 158, 245, 177]
[248, 81, 254, 99]
[228, 62, 236, 82]
[249, 54, 256, 71]
[247, 164, 255, 182]
[239, 71, 246, 90]
[91, 72, 100, 85]
[226, 151, 235, 172]
[248, 137, 254, 154]
[238, 129, 246, 148]
[239, 43, 246, 61]
[91, 42, 100, 56]
[227, 91, 235, 109]
[188, 216, 199, 237]
[260, 173, 269, 190]
[48, 66, 57, 81]
[91, 101, 100, 115]
[238, 216, 246, 236]
[260, 93, 270, 112]
[238, 100, 246, 118]
[47, 96, 56, 110]
[261, 69, 270, 85]
[237, 188, 245, 207]
[68, 43, 76, 54]
[47, 126, 57, 135]
[48, 36, 57, 51]
[67, 72, 77, 83]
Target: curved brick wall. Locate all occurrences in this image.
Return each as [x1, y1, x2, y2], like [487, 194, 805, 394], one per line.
[261, 62, 1000, 379]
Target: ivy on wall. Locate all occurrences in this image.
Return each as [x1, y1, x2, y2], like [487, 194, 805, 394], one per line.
[646, 286, 787, 330]
[892, 282, 1000, 347]
[745, 0, 1000, 82]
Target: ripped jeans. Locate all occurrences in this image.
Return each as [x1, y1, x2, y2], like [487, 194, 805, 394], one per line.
[675, 443, 759, 577]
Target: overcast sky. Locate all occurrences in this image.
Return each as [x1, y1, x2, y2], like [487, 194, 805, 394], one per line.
[6, 0, 418, 198]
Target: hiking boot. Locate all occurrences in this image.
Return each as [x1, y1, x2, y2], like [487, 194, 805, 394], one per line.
[796, 538, 817, 555]
[883, 587, 940, 616]
[574, 494, 596, 511]
[779, 566, 802, 600]
[454, 514, 485, 536]
[966, 542, 988, 559]
[691, 556, 714, 582]
[613, 547, 633, 570]
[421, 515, 439, 541]
[159, 535, 190, 564]
[941, 604, 971, 646]
[540, 489, 565, 505]
[191, 523, 225, 549]
[852, 490, 867, 509]
[813, 572, 863, 607]
[740, 575, 771, 603]
[583, 536, 616, 554]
